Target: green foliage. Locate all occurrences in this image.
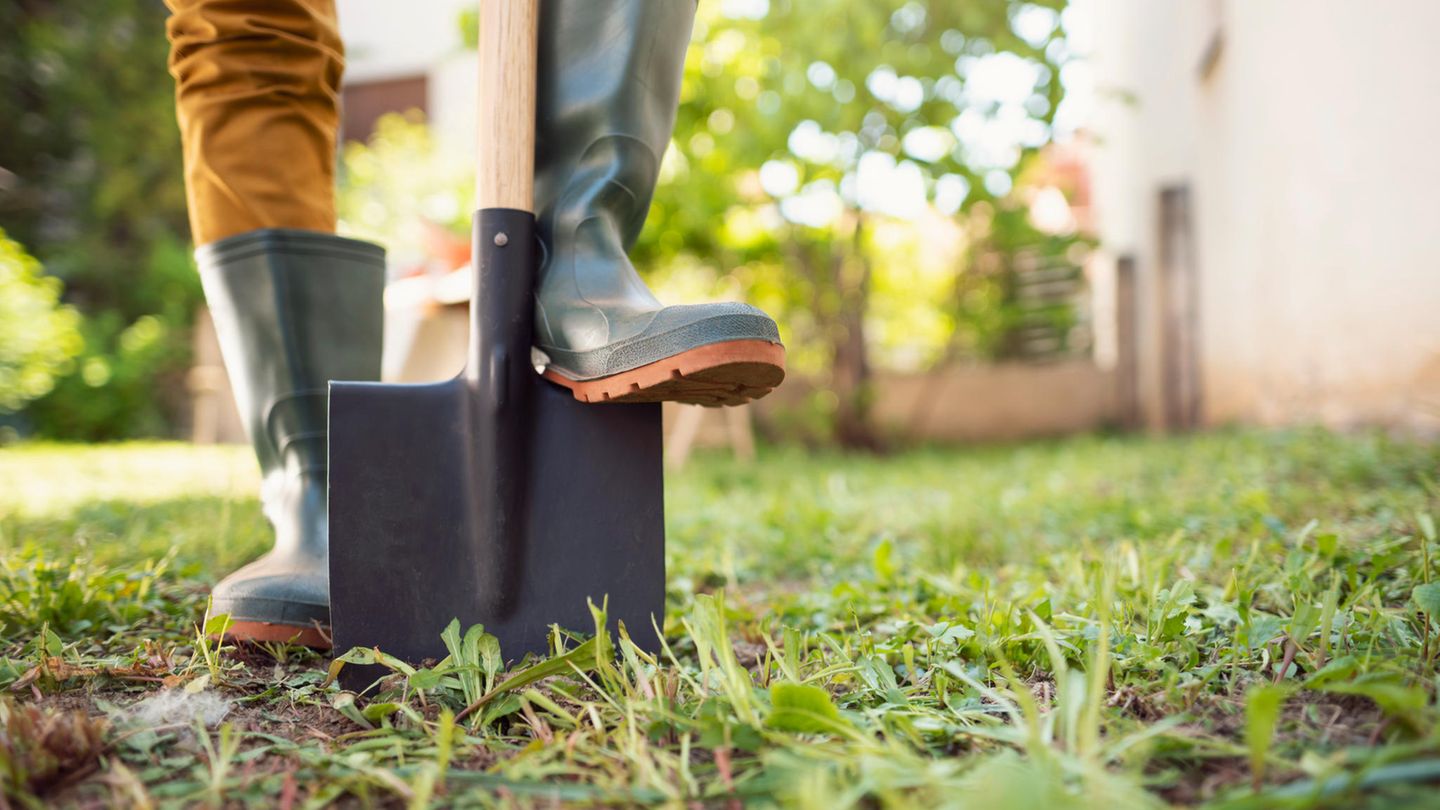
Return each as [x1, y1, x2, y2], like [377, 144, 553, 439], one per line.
[951, 203, 1092, 361]
[438, 619, 503, 704]
[337, 112, 475, 256]
[767, 682, 849, 734]
[1414, 583, 1440, 620]
[0, 545, 178, 639]
[21, 237, 202, 439]
[0, 231, 82, 414]
[366, 2, 1097, 445]
[4, 430, 1440, 805]
[634, 0, 1082, 444]
[1244, 684, 1291, 788]
[0, 0, 189, 297]
[1, 0, 198, 439]
[25, 306, 192, 441]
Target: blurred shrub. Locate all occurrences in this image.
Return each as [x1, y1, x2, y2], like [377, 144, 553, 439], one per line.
[0, 231, 82, 413]
[24, 311, 188, 441]
[0, 0, 198, 439]
[24, 234, 195, 440]
[338, 111, 474, 259]
[0, 544, 174, 638]
[635, 0, 1080, 447]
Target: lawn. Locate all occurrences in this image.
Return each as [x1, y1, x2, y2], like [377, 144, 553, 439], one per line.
[3, 429, 1440, 808]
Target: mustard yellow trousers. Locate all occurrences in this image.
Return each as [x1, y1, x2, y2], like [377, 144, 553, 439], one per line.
[166, 0, 343, 246]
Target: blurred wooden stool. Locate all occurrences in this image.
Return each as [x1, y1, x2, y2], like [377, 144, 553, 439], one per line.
[663, 403, 755, 470]
[188, 306, 245, 444]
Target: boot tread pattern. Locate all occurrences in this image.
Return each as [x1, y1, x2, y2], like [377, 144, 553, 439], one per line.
[543, 339, 785, 407]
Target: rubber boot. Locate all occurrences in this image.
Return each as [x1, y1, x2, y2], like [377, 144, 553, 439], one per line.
[534, 0, 785, 407]
[198, 229, 385, 647]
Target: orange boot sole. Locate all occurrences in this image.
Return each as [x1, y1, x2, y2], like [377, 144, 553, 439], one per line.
[217, 620, 331, 649]
[543, 339, 785, 407]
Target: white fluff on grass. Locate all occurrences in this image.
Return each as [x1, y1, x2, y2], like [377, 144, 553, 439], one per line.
[128, 689, 231, 729]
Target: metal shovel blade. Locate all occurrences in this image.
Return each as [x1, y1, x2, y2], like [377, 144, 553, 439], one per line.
[327, 210, 664, 690]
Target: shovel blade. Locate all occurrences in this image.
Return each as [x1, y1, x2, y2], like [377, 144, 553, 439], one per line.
[328, 375, 663, 690]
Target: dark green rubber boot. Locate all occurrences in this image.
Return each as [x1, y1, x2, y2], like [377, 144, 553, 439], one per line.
[197, 229, 384, 647]
[534, 0, 785, 407]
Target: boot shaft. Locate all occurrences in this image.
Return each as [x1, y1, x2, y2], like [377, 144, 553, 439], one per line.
[197, 229, 385, 478]
[535, 0, 695, 245]
[533, 0, 697, 351]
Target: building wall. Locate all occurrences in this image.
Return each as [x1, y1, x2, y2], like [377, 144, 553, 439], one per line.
[335, 0, 477, 146]
[867, 362, 1118, 443]
[1088, 0, 1440, 432]
[337, 0, 472, 84]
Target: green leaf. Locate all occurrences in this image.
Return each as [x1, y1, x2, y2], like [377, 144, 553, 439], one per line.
[322, 646, 377, 688]
[1287, 600, 1321, 644]
[1318, 678, 1428, 719]
[460, 629, 611, 723]
[1303, 655, 1357, 687]
[497, 636, 604, 694]
[361, 702, 403, 722]
[435, 620, 497, 703]
[478, 633, 503, 692]
[331, 692, 373, 729]
[459, 623, 487, 703]
[1413, 583, 1440, 620]
[461, 623, 486, 664]
[42, 626, 63, 657]
[873, 538, 896, 581]
[201, 613, 231, 638]
[1418, 513, 1437, 542]
[927, 621, 975, 645]
[780, 625, 805, 681]
[322, 645, 416, 689]
[408, 668, 445, 690]
[478, 693, 523, 727]
[333, 647, 381, 666]
[439, 618, 463, 663]
[1244, 684, 1292, 788]
[766, 682, 849, 734]
[434, 707, 456, 770]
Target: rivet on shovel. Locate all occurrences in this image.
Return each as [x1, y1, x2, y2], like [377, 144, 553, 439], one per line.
[494, 232, 509, 247]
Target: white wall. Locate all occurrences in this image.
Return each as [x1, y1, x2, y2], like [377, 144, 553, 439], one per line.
[337, 0, 479, 160]
[1088, 0, 1440, 431]
[337, 0, 473, 83]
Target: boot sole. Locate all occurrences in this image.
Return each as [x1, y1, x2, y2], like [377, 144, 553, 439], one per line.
[544, 339, 785, 406]
[217, 620, 332, 649]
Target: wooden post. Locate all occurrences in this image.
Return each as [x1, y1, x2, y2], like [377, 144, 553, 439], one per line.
[1115, 255, 1140, 429]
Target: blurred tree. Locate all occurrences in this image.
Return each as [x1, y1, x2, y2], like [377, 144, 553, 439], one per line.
[950, 199, 1088, 363]
[636, 0, 1074, 448]
[0, 0, 198, 438]
[337, 112, 475, 263]
[0, 230, 82, 415]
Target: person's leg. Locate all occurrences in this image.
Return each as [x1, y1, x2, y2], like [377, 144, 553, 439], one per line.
[166, 0, 384, 647]
[533, 0, 786, 406]
[167, 0, 342, 244]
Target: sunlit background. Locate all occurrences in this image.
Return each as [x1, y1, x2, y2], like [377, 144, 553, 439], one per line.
[3, 0, 1439, 453]
[6, 3, 1440, 805]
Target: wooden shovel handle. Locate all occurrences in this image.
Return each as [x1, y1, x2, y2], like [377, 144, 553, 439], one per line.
[476, 0, 539, 212]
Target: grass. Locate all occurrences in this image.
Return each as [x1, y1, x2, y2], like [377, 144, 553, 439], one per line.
[2, 428, 1440, 807]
